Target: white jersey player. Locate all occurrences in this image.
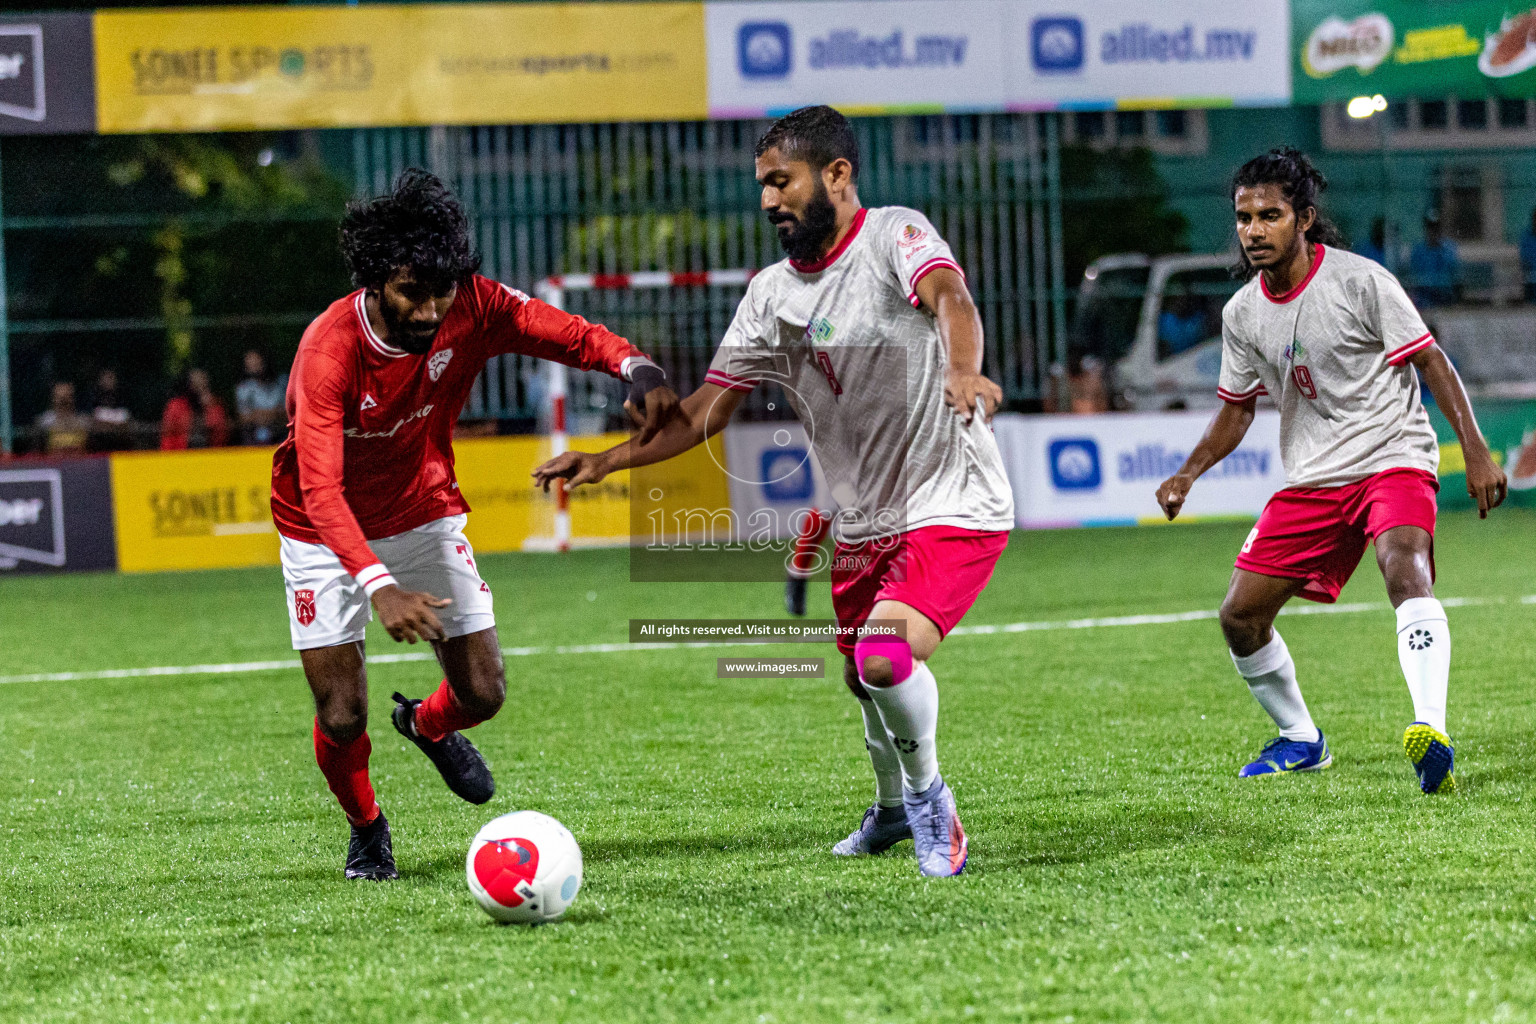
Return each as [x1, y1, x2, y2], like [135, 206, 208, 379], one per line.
[1156, 147, 1507, 793]
[535, 106, 1014, 877]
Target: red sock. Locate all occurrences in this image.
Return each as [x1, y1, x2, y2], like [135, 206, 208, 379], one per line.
[313, 719, 379, 826]
[413, 679, 485, 742]
[790, 510, 831, 578]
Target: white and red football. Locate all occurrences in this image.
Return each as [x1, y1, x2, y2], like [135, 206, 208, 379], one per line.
[465, 811, 583, 924]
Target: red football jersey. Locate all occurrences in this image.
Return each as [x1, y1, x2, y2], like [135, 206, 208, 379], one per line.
[271, 274, 651, 587]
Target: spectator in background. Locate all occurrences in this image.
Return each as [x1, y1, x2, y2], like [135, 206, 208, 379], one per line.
[235, 349, 288, 444]
[160, 367, 229, 450]
[1409, 211, 1461, 308]
[1519, 206, 1536, 302]
[1156, 281, 1208, 356]
[1355, 217, 1389, 269]
[1044, 352, 1109, 414]
[88, 368, 133, 452]
[34, 381, 90, 455]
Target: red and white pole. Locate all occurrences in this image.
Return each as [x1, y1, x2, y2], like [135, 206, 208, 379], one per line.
[530, 269, 755, 553]
[537, 280, 572, 552]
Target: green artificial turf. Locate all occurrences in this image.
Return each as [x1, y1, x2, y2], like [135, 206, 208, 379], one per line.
[1, 510, 1534, 1023]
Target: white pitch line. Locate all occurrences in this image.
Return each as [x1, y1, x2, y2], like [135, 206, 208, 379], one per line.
[0, 595, 1527, 687]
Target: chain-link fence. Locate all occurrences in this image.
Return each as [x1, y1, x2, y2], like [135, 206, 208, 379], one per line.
[352, 114, 1070, 427]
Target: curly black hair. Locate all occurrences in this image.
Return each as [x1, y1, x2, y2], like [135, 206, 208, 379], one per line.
[1230, 146, 1344, 279]
[339, 168, 481, 293]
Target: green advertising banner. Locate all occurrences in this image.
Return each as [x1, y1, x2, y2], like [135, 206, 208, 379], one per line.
[1431, 400, 1536, 511]
[1294, 1, 1536, 103]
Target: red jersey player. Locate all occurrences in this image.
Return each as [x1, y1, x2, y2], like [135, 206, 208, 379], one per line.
[271, 170, 677, 879]
[1157, 148, 1506, 794]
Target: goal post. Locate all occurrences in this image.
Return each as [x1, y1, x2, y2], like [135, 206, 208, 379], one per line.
[529, 269, 754, 552]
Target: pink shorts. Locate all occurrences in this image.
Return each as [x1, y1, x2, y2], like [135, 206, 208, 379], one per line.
[831, 525, 1009, 655]
[1236, 467, 1438, 604]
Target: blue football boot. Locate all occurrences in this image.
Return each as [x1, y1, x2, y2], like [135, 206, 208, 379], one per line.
[904, 776, 968, 877]
[832, 804, 912, 856]
[1239, 731, 1332, 777]
[1403, 722, 1456, 794]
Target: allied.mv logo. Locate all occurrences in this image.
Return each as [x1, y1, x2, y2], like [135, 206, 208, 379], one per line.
[1031, 17, 1084, 73]
[738, 22, 792, 79]
[1049, 438, 1102, 491]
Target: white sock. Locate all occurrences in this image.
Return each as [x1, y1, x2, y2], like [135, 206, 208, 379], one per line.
[1231, 631, 1320, 742]
[856, 695, 904, 808]
[1396, 597, 1450, 735]
[863, 662, 939, 795]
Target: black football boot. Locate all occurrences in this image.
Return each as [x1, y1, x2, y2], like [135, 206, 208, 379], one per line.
[345, 811, 399, 881]
[391, 692, 496, 805]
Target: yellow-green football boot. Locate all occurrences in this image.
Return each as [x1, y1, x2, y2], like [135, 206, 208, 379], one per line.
[1403, 722, 1456, 794]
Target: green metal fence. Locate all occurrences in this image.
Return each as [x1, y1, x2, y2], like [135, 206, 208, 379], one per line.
[0, 114, 1068, 452]
[349, 114, 1069, 426]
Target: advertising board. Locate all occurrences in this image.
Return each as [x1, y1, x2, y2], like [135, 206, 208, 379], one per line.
[707, 0, 1292, 116]
[0, 457, 116, 574]
[94, 2, 708, 133]
[992, 410, 1285, 528]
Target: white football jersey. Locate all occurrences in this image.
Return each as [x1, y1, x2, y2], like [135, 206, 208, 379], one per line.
[707, 206, 1015, 543]
[1218, 244, 1440, 488]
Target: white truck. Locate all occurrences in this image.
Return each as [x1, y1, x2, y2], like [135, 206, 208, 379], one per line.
[1075, 251, 1536, 410]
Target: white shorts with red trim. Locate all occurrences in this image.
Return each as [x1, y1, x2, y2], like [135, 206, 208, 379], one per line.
[280, 514, 496, 650]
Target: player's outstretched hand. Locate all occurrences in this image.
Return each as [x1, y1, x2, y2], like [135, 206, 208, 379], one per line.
[944, 370, 1003, 424]
[371, 585, 452, 644]
[1156, 473, 1193, 521]
[1464, 448, 1508, 518]
[532, 451, 611, 493]
[624, 384, 681, 445]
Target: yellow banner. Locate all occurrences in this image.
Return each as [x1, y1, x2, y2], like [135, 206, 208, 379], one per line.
[455, 432, 730, 552]
[109, 434, 730, 573]
[109, 446, 283, 573]
[94, 2, 707, 133]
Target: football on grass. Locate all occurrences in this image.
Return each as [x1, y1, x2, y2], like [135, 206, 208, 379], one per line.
[466, 811, 583, 924]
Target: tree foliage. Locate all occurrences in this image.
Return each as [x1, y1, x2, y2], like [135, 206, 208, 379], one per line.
[1060, 144, 1189, 286]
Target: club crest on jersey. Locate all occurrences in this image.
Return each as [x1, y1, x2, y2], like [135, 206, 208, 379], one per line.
[428, 348, 454, 382]
[1284, 340, 1308, 363]
[360, 393, 377, 411]
[806, 317, 835, 345]
[294, 589, 316, 627]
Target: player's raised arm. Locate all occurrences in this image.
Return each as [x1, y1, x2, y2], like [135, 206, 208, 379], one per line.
[1409, 344, 1507, 517]
[1156, 396, 1258, 521]
[480, 280, 679, 443]
[532, 381, 746, 493]
[915, 267, 1003, 424]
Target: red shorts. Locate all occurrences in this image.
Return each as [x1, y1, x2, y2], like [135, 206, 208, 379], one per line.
[831, 525, 1009, 655]
[1236, 467, 1438, 604]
